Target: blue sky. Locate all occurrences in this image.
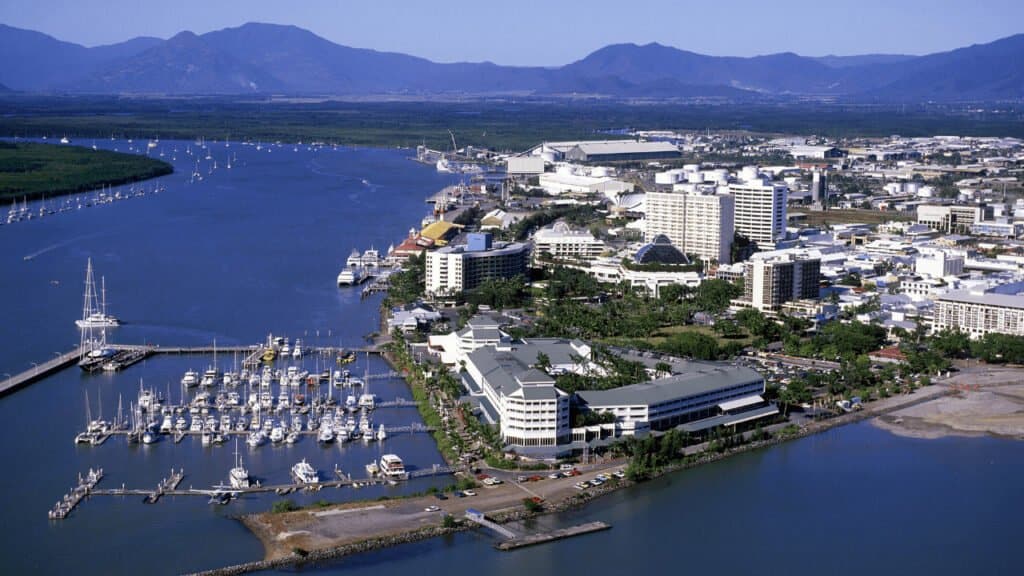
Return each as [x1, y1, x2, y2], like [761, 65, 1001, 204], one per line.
[1, 0, 1021, 65]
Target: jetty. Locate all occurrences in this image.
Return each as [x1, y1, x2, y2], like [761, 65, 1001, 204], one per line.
[1, 346, 84, 397]
[496, 521, 611, 551]
[48, 468, 103, 520]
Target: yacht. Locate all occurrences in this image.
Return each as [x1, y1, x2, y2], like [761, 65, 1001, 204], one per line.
[269, 423, 285, 444]
[142, 430, 156, 444]
[337, 265, 369, 286]
[379, 454, 407, 479]
[159, 414, 173, 434]
[345, 395, 357, 412]
[229, 440, 250, 489]
[76, 259, 120, 328]
[359, 393, 376, 410]
[285, 431, 299, 444]
[292, 339, 303, 359]
[291, 459, 319, 484]
[200, 366, 222, 387]
[376, 424, 387, 442]
[181, 370, 199, 388]
[280, 339, 290, 356]
[246, 430, 266, 447]
[317, 424, 335, 444]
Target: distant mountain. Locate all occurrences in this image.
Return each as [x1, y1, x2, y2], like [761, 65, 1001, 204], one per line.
[867, 34, 1024, 101]
[0, 24, 160, 91]
[1, 22, 1022, 101]
[813, 54, 916, 68]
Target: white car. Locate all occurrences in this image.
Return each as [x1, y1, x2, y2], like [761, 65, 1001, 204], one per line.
[462, 490, 476, 497]
[424, 505, 441, 512]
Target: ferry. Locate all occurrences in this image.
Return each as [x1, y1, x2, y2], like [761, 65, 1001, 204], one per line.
[379, 454, 407, 479]
[291, 459, 319, 484]
[337, 266, 370, 286]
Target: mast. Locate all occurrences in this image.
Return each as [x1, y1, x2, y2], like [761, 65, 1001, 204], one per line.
[100, 276, 108, 317]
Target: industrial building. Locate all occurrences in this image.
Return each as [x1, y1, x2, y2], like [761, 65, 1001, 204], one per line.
[917, 204, 993, 234]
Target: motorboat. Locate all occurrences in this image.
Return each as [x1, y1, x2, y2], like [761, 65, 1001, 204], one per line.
[337, 266, 369, 286]
[291, 459, 318, 484]
[269, 424, 285, 444]
[379, 454, 407, 479]
[181, 370, 199, 388]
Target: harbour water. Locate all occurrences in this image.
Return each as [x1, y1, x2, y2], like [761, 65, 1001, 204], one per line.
[1, 139, 1022, 575]
[0, 139, 459, 574]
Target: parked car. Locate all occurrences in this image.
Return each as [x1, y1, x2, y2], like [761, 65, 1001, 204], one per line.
[424, 505, 441, 512]
[434, 492, 448, 500]
[462, 490, 477, 497]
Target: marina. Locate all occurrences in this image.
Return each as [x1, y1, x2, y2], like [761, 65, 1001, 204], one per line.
[0, 138, 460, 575]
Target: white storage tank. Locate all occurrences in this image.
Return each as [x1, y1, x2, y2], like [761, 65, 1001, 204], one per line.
[591, 166, 612, 178]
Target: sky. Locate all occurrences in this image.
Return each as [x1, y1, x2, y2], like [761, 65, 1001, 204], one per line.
[1, 0, 1022, 66]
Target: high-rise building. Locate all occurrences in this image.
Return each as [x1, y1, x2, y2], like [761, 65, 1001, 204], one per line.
[424, 233, 531, 297]
[811, 170, 828, 208]
[644, 191, 734, 263]
[729, 178, 788, 247]
[737, 253, 820, 312]
[682, 193, 734, 264]
[532, 221, 605, 264]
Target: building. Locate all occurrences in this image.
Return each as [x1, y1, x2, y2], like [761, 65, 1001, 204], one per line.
[575, 359, 772, 436]
[424, 233, 530, 298]
[532, 222, 605, 264]
[915, 250, 965, 278]
[933, 290, 1024, 338]
[736, 252, 821, 312]
[462, 339, 592, 447]
[505, 156, 545, 176]
[537, 171, 633, 196]
[788, 145, 846, 159]
[682, 193, 734, 263]
[480, 208, 516, 230]
[917, 204, 992, 234]
[810, 170, 828, 207]
[563, 140, 680, 163]
[644, 191, 735, 263]
[729, 180, 788, 246]
[429, 314, 509, 365]
[635, 235, 689, 265]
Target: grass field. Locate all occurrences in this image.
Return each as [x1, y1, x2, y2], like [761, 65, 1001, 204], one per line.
[0, 142, 173, 201]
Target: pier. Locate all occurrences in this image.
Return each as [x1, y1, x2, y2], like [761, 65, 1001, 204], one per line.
[1, 346, 84, 397]
[496, 521, 612, 551]
[48, 468, 103, 520]
[2, 343, 387, 399]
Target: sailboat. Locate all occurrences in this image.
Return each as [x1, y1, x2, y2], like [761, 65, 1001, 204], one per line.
[76, 258, 120, 328]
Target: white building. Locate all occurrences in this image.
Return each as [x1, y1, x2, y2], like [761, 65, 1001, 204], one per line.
[424, 236, 530, 298]
[728, 178, 788, 246]
[505, 156, 545, 176]
[682, 193, 734, 263]
[915, 249, 965, 278]
[933, 290, 1024, 338]
[532, 221, 605, 264]
[537, 171, 633, 196]
[736, 251, 821, 312]
[576, 359, 771, 435]
[462, 339, 592, 447]
[645, 191, 735, 263]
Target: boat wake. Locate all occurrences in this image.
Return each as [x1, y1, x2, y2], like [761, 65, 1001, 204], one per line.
[23, 232, 112, 261]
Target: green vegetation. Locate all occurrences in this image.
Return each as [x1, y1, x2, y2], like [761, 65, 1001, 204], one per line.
[0, 142, 172, 201]
[5, 97, 1024, 153]
[464, 275, 529, 310]
[271, 499, 300, 514]
[385, 253, 426, 306]
[523, 498, 544, 513]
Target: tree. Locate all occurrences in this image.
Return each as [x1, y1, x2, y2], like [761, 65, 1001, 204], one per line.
[534, 351, 551, 372]
[693, 279, 742, 313]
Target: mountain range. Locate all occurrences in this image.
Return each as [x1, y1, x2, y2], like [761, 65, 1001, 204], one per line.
[0, 22, 1022, 101]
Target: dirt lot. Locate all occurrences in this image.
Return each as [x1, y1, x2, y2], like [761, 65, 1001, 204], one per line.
[244, 462, 627, 560]
[874, 366, 1024, 439]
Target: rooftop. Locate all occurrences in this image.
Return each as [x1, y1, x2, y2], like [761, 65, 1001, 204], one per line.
[938, 289, 1024, 309]
[577, 361, 763, 407]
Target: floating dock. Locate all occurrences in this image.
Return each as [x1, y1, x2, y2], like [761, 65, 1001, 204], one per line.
[496, 521, 612, 551]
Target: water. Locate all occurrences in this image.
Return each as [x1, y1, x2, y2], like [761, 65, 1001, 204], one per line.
[0, 139, 459, 574]
[262, 423, 1024, 576]
[2, 139, 1022, 575]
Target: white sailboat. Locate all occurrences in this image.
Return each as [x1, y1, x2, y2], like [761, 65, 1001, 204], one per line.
[76, 259, 120, 328]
